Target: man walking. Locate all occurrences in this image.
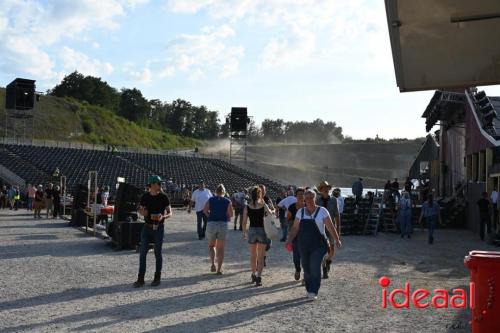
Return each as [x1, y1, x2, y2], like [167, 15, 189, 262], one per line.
[231, 189, 246, 231]
[398, 191, 412, 239]
[491, 186, 498, 227]
[133, 175, 172, 287]
[352, 178, 363, 204]
[277, 189, 297, 242]
[7, 186, 17, 210]
[477, 192, 491, 241]
[189, 180, 212, 240]
[45, 183, 54, 218]
[316, 181, 341, 279]
[391, 178, 401, 201]
[27, 184, 36, 211]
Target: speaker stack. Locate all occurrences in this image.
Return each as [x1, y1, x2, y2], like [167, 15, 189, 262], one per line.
[230, 107, 248, 132]
[111, 183, 145, 250]
[70, 184, 88, 227]
[6, 78, 36, 110]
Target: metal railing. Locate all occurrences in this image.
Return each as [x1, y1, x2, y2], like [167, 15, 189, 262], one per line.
[0, 164, 26, 189]
[0, 137, 189, 155]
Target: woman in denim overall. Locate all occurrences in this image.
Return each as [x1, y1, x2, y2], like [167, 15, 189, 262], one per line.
[287, 189, 342, 300]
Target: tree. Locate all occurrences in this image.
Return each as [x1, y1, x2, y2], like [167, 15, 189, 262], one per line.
[118, 88, 150, 122]
[51, 71, 120, 111]
[247, 119, 261, 138]
[166, 99, 192, 135]
[262, 119, 285, 139]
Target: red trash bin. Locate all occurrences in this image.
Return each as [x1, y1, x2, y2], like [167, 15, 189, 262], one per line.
[464, 251, 500, 333]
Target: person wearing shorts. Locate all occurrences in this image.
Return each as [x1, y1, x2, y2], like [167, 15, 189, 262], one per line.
[203, 184, 233, 275]
[242, 186, 274, 287]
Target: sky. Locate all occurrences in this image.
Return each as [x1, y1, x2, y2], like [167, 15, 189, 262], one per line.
[1, 0, 499, 139]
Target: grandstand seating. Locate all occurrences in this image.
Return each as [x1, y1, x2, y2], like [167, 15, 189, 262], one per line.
[0, 144, 283, 201]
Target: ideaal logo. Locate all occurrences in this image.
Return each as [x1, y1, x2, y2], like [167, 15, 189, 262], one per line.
[378, 276, 475, 309]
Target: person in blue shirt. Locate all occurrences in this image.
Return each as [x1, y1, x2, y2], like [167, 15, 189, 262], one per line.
[203, 184, 233, 275]
[398, 191, 412, 239]
[418, 194, 442, 244]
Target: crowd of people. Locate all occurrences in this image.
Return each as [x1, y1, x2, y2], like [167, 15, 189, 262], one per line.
[0, 183, 62, 219]
[4, 172, 495, 301]
[0, 185, 21, 210]
[133, 176, 343, 301]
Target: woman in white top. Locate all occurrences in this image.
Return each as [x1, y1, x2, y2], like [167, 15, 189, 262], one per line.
[286, 189, 341, 300]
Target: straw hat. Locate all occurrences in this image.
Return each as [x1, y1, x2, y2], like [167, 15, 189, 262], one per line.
[317, 181, 332, 191]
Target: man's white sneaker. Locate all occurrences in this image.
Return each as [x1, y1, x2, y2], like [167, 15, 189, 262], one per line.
[307, 292, 318, 300]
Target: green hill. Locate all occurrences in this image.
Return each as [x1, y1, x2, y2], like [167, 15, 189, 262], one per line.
[0, 88, 199, 149]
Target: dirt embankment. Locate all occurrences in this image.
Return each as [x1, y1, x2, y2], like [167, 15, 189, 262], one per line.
[245, 142, 422, 188]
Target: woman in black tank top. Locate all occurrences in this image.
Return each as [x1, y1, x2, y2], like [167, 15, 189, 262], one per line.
[247, 206, 265, 228]
[242, 186, 274, 286]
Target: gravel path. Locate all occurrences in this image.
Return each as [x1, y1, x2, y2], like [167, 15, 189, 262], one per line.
[0, 209, 495, 332]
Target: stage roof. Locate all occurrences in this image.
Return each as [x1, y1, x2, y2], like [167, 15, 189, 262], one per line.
[385, 0, 500, 92]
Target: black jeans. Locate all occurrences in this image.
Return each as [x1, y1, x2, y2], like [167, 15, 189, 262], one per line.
[479, 215, 491, 240]
[139, 224, 164, 276]
[196, 211, 207, 238]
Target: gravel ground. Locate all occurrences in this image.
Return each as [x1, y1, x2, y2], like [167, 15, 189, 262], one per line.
[0, 209, 496, 333]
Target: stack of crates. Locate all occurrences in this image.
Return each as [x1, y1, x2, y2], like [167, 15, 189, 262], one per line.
[341, 197, 356, 235]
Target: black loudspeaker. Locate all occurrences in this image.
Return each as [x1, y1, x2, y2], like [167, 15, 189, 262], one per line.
[72, 184, 88, 210]
[113, 182, 144, 222]
[230, 107, 248, 132]
[112, 220, 144, 250]
[69, 208, 88, 227]
[70, 184, 89, 226]
[6, 78, 36, 110]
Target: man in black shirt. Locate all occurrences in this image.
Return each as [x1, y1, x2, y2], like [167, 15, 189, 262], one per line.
[477, 192, 491, 241]
[45, 183, 54, 219]
[391, 178, 400, 201]
[404, 177, 414, 192]
[384, 180, 391, 191]
[134, 175, 172, 287]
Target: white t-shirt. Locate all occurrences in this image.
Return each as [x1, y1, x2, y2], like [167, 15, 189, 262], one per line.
[336, 196, 345, 214]
[191, 188, 213, 212]
[491, 191, 498, 204]
[295, 206, 331, 235]
[278, 196, 297, 209]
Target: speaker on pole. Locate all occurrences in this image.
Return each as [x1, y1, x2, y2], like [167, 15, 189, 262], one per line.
[230, 107, 248, 132]
[6, 78, 36, 110]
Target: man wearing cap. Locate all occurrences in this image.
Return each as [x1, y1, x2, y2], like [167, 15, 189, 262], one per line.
[316, 181, 341, 279]
[133, 175, 172, 287]
[189, 180, 212, 240]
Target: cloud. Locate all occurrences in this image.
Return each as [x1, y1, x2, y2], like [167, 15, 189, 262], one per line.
[29, 1, 126, 45]
[59, 47, 114, 77]
[0, 35, 56, 79]
[165, 0, 391, 71]
[0, 0, 147, 85]
[259, 27, 316, 69]
[165, 0, 215, 14]
[125, 67, 152, 84]
[158, 25, 244, 80]
[123, 0, 150, 9]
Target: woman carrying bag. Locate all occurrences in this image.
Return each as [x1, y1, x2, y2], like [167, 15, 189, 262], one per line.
[286, 189, 342, 300]
[242, 186, 274, 287]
